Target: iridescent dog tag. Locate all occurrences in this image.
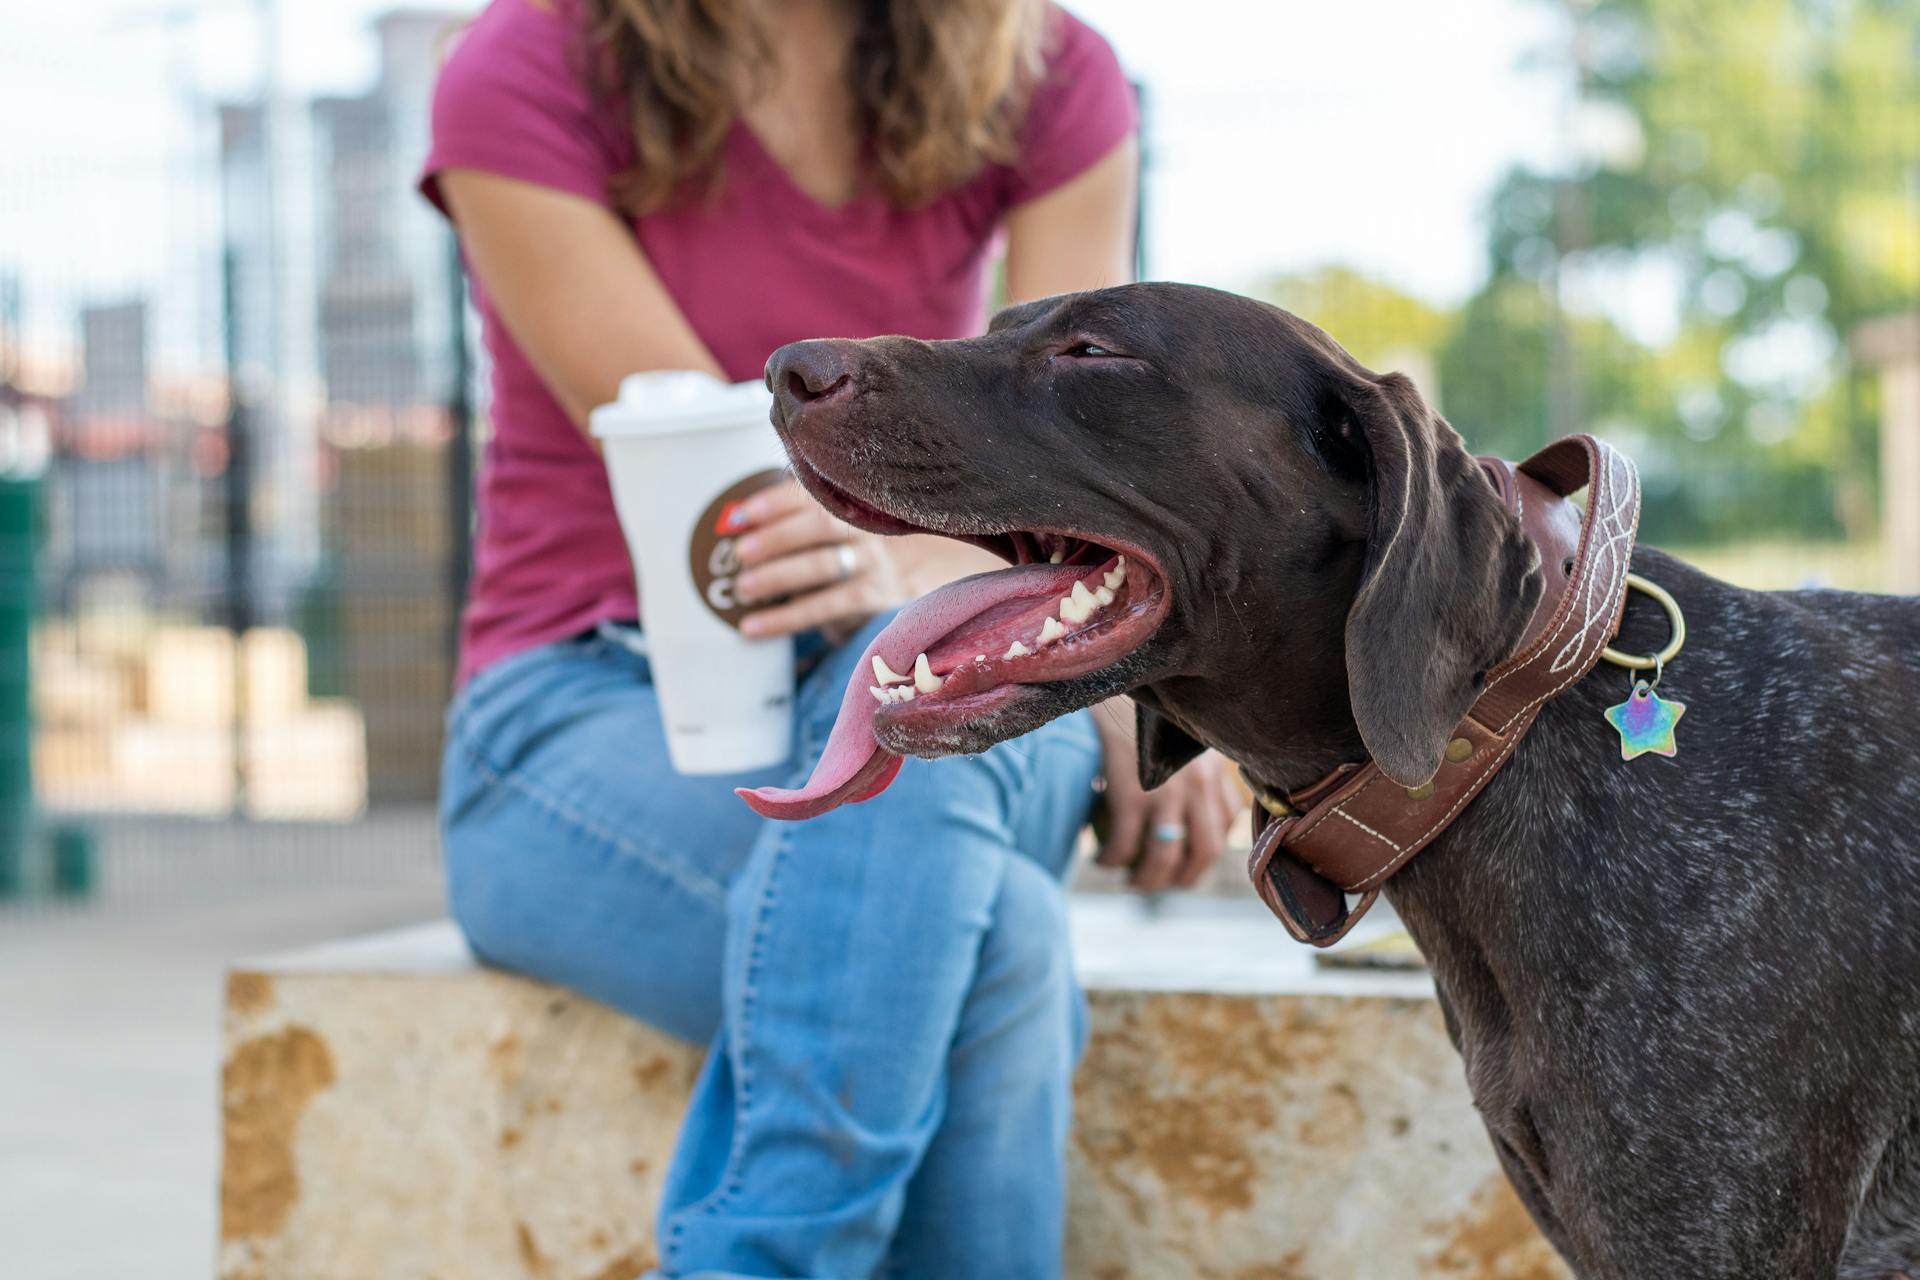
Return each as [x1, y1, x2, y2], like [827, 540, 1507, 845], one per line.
[1604, 680, 1685, 761]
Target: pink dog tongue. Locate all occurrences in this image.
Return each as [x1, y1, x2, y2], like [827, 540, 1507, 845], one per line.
[737, 562, 1082, 820]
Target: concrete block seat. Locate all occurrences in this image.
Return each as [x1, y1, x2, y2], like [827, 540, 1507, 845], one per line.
[220, 896, 1565, 1280]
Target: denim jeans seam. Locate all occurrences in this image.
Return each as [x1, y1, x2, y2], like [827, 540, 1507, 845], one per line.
[450, 727, 728, 910]
[664, 824, 788, 1253]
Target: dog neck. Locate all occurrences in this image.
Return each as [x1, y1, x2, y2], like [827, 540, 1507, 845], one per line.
[1240, 435, 1643, 946]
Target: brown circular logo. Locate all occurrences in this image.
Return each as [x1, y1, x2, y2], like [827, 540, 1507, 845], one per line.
[689, 469, 787, 629]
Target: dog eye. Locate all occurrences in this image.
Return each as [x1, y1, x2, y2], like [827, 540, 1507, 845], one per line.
[1061, 342, 1117, 358]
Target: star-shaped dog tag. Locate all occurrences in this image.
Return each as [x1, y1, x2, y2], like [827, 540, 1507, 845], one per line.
[1603, 680, 1685, 760]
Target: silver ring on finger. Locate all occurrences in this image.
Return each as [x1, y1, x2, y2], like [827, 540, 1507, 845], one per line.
[833, 543, 859, 583]
[1151, 822, 1187, 843]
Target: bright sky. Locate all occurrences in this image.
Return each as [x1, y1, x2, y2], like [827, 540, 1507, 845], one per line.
[0, 0, 1571, 367]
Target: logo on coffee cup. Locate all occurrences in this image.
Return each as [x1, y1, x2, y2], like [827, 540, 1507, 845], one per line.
[689, 469, 787, 629]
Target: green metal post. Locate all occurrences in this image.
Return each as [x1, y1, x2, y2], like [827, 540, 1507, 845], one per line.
[0, 475, 36, 897]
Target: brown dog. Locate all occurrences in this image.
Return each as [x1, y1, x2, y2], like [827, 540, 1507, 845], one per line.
[743, 283, 1920, 1280]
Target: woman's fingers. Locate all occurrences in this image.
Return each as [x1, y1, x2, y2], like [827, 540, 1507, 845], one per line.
[1096, 775, 1147, 869]
[1130, 801, 1188, 892]
[1219, 773, 1246, 838]
[1176, 786, 1226, 888]
[734, 478, 812, 528]
[1120, 756, 1240, 891]
[736, 503, 847, 568]
[735, 544, 857, 606]
[741, 576, 888, 639]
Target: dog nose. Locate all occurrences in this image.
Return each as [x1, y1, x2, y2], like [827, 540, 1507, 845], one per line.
[766, 341, 856, 419]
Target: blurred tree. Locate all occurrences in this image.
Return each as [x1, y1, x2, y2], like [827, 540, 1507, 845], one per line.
[1458, 0, 1918, 542]
[1259, 266, 1451, 370]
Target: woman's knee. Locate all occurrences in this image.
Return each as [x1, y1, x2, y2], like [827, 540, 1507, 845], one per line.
[940, 853, 1079, 1074]
[440, 808, 526, 971]
[982, 855, 1076, 1003]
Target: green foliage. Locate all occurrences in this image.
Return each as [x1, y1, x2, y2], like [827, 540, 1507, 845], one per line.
[1260, 267, 1452, 370]
[1261, 0, 1917, 548]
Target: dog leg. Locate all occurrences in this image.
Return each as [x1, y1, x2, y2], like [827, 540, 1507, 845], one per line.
[1509, 1103, 1854, 1280]
[1838, 1103, 1920, 1280]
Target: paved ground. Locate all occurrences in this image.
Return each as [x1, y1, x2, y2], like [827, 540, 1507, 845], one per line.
[0, 812, 447, 1280]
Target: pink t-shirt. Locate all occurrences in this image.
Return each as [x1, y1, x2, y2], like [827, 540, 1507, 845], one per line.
[420, 0, 1136, 684]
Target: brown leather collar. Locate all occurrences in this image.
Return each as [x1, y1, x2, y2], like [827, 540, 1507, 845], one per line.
[1245, 434, 1643, 946]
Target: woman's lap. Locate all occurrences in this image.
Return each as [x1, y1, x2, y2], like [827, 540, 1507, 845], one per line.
[438, 620, 1100, 1044]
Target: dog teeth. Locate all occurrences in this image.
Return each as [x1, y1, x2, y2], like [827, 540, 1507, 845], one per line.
[1004, 640, 1030, 659]
[1103, 559, 1127, 591]
[1048, 549, 1065, 564]
[913, 653, 943, 694]
[1060, 580, 1099, 624]
[1093, 585, 1115, 607]
[1037, 616, 1067, 646]
[974, 653, 986, 663]
[872, 655, 912, 686]
[870, 686, 890, 705]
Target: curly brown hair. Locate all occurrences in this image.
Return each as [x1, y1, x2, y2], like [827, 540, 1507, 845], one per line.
[581, 0, 1049, 213]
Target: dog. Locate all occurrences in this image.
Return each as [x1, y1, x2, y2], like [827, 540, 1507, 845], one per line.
[743, 283, 1920, 1279]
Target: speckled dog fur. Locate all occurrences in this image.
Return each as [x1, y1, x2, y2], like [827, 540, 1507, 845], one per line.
[765, 282, 1920, 1278]
[1402, 551, 1920, 1278]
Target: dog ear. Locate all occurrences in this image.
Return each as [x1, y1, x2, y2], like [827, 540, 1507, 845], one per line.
[1340, 372, 1540, 787]
[1136, 702, 1207, 789]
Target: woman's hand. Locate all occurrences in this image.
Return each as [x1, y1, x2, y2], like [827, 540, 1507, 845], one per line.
[1090, 704, 1243, 892]
[733, 480, 914, 640]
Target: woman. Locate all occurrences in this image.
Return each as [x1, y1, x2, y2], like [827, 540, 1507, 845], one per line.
[422, 1, 1240, 1275]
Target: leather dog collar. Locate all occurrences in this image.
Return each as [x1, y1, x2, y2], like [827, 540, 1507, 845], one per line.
[1245, 434, 1643, 946]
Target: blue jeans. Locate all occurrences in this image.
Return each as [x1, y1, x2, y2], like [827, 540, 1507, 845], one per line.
[439, 615, 1101, 1279]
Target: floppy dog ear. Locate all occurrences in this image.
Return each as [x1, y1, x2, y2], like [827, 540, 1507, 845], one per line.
[1136, 702, 1207, 790]
[1340, 373, 1540, 787]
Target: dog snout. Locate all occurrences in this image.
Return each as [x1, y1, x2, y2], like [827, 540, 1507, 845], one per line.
[767, 341, 858, 425]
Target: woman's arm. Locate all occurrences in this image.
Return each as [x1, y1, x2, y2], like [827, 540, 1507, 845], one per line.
[1003, 136, 1139, 304]
[437, 168, 724, 427]
[439, 166, 938, 639]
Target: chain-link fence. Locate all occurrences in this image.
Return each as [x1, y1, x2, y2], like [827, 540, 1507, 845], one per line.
[0, 0, 1914, 911]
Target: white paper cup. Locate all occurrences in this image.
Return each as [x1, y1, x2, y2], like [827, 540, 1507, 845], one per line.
[591, 371, 794, 775]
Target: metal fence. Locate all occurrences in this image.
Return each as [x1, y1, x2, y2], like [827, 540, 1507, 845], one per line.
[1, 7, 473, 905]
[0, 0, 1914, 910]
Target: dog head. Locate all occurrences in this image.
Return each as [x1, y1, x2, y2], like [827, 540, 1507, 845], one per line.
[739, 283, 1541, 818]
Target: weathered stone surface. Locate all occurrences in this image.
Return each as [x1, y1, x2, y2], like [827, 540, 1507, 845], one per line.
[1065, 992, 1564, 1280]
[221, 903, 1566, 1280]
[220, 959, 698, 1280]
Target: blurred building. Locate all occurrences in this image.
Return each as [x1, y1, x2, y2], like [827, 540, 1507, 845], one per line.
[314, 10, 468, 802]
[18, 5, 473, 819]
[43, 300, 206, 616]
[313, 10, 465, 410]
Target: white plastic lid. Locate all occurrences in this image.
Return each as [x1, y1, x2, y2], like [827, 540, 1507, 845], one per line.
[589, 370, 776, 438]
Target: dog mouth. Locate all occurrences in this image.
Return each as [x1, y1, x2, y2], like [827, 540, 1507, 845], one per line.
[737, 450, 1170, 821]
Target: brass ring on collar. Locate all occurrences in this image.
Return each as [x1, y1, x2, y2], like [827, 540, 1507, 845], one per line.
[1599, 573, 1686, 672]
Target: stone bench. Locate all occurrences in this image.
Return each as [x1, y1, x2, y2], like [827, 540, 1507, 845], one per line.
[220, 897, 1564, 1280]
